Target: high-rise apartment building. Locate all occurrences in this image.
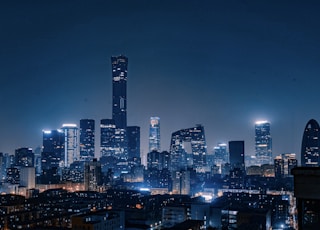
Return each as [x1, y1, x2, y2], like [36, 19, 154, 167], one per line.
[42, 129, 65, 172]
[79, 119, 95, 161]
[127, 126, 140, 159]
[149, 117, 160, 152]
[301, 119, 320, 167]
[61, 124, 78, 167]
[255, 120, 272, 165]
[170, 125, 207, 172]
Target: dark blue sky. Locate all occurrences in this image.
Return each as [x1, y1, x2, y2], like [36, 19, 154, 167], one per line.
[1, 0, 320, 161]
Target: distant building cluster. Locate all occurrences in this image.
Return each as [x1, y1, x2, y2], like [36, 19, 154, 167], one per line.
[1, 55, 320, 229]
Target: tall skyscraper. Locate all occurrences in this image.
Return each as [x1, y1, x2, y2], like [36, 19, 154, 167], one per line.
[229, 141, 245, 171]
[149, 117, 160, 152]
[127, 126, 140, 159]
[111, 55, 128, 159]
[112, 55, 128, 129]
[255, 120, 272, 165]
[170, 125, 207, 172]
[61, 124, 78, 168]
[301, 119, 320, 167]
[42, 129, 65, 172]
[79, 119, 95, 161]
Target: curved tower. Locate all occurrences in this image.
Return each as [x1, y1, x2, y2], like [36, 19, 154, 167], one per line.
[301, 119, 320, 167]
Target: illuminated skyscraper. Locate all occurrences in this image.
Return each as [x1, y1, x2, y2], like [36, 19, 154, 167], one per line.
[61, 124, 78, 167]
[301, 119, 320, 167]
[255, 120, 272, 165]
[149, 117, 160, 152]
[170, 125, 207, 172]
[41, 129, 65, 172]
[79, 119, 95, 161]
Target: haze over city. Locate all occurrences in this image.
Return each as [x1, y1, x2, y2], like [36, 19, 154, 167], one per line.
[1, 0, 320, 160]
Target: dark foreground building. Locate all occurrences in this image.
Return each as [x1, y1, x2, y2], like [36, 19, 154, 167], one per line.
[292, 167, 320, 230]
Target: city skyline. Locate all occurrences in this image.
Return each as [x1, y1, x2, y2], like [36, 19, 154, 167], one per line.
[1, 1, 320, 160]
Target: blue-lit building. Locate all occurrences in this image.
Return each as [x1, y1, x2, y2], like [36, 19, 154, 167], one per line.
[79, 119, 95, 162]
[301, 119, 320, 167]
[149, 116, 160, 153]
[170, 125, 207, 172]
[255, 121, 272, 166]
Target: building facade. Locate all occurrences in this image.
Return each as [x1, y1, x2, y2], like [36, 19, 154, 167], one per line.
[79, 119, 95, 162]
[255, 121, 272, 166]
[301, 119, 320, 167]
[61, 124, 78, 168]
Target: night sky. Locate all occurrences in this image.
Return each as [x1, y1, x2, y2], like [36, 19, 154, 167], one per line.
[1, 1, 320, 161]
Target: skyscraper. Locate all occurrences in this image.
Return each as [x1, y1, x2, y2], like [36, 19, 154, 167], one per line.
[111, 55, 128, 129]
[229, 141, 245, 171]
[79, 119, 95, 161]
[42, 129, 65, 172]
[149, 117, 160, 153]
[301, 119, 320, 167]
[61, 124, 78, 168]
[255, 120, 272, 166]
[127, 126, 140, 159]
[111, 55, 128, 159]
[170, 125, 207, 172]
